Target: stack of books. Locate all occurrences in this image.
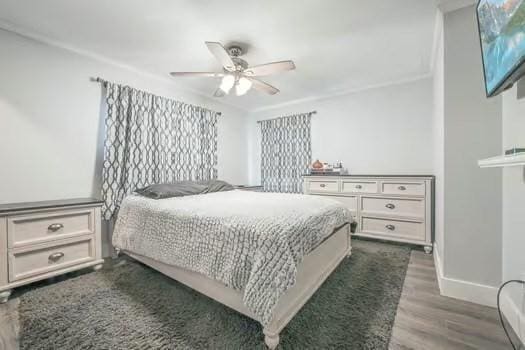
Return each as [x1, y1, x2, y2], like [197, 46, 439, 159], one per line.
[308, 168, 348, 175]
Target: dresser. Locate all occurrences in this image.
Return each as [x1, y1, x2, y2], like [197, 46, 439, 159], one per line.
[234, 185, 264, 192]
[0, 198, 104, 303]
[303, 175, 434, 253]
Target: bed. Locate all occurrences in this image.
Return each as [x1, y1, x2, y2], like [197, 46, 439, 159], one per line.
[112, 189, 353, 349]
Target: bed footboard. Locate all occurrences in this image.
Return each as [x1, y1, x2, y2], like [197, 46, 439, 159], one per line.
[123, 223, 351, 349]
[263, 223, 351, 348]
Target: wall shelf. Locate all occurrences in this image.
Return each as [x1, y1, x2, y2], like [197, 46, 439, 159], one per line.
[478, 153, 525, 168]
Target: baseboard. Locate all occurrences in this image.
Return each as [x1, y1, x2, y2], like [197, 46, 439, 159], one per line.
[433, 243, 498, 307]
[433, 242, 444, 292]
[501, 289, 525, 346]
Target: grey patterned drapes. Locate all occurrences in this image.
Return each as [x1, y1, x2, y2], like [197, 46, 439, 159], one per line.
[260, 112, 313, 193]
[101, 81, 218, 219]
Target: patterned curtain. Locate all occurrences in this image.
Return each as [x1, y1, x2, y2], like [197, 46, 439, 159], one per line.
[260, 112, 313, 193]
[101, 81, 218, 219]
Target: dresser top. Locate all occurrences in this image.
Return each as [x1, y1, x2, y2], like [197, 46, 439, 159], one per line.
[0, 198, 103, 215]
[302, 174, 435, 178]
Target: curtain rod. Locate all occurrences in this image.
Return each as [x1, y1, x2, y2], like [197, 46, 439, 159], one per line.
[257, 110, 317, 123]
[89, 76, 222, 116]
[90, 76, 107, 85]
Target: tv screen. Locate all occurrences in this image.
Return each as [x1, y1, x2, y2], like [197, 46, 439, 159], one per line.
[477, 0, 525, 97]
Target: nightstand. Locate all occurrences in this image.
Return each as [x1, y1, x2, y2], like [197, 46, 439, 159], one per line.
[0, 198, 104, 303]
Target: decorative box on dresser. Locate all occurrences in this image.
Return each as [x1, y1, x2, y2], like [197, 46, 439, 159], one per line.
[303, 175, 434, 253]
[0, 198, 104, 303]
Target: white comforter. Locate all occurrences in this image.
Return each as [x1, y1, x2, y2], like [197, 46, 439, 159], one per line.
[112, 190, 352, 325]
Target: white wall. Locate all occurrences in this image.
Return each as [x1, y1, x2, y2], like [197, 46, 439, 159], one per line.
[247, 78, 434, 185]
[501, 81, 525, 342]
[441, 5, 502, 289]
[0, 28, 249, 206]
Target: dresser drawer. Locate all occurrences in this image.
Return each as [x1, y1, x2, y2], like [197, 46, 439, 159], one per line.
[361, 197, 425, 219]
[324, 195, 358, 213]
[7, 208, 95, 248]
[361, 217, 425, 241]
[342, 181, 378, 194]
[307, 180, 339, 193]
[9, 236, 95, 282]
[381, 181, 425, 196]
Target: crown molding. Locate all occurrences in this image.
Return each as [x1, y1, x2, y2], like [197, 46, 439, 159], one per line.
[0, 20, 249, 114]
[250, 73, 433, 114]
[435, 0, 477, 13]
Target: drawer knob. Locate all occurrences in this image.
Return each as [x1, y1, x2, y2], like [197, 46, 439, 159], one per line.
[398, 186, 407, 191]
[385, 203, 396, 209]
[48, 252, 64, 262]
[386, 224, 396, 231]
[355, 185, 363, 189]
[320, 184, 326, 188]
[48, 223, 64, 232]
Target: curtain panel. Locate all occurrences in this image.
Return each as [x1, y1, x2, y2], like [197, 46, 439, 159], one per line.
[101, 82, 218, 219]
[260, 112, 313, 193]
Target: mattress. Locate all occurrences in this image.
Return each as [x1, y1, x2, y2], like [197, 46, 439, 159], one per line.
[112, 190, 352, 325]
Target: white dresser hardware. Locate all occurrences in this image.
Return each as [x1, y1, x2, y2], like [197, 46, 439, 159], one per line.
[304, 175, 434, 253]
[0, 198, 104, 303]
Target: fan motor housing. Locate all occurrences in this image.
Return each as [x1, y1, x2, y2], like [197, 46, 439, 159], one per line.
[227, 45, 248, 71]
[228, 45, 243, 57]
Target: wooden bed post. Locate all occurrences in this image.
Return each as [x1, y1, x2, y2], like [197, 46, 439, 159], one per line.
[346, 224, 353, 258]
[263, 328, 280, 349]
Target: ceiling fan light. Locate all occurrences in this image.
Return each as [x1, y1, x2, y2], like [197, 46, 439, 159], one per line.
[235, 77, 253, 96]
[220, 75, 235, 93]
[235, 86, 248, 96]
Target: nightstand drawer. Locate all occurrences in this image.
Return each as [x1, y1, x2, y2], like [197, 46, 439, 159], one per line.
[7, 208, 95, 248]
[361, 197, 425, 219]
[307, 180, 339, 193]
[8, 236, 95, 282]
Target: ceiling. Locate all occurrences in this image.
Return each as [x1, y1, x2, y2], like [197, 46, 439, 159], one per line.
[0, 0, 438, 112]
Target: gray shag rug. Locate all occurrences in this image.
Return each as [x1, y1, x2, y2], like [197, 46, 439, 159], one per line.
[17, 239, 411, 349]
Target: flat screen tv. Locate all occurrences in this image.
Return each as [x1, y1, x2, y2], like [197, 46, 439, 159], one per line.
[477, 0, 525, 97]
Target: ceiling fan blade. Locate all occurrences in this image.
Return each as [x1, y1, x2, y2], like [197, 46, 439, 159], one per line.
[170, 72, 224, 78]
[213, 88, 226, 98]
[244, 60, 296, 77]
[205, 41, 236, 71]
[248, 78, 280, 95]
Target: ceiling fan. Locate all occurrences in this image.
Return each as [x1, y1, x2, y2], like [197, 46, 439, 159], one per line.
[170, 42, 296, 97]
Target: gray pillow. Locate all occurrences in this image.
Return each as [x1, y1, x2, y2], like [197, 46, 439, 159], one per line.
[135, 180, 234, 199]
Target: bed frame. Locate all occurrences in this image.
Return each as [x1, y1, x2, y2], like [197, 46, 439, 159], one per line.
[120, 223, 351, 349]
